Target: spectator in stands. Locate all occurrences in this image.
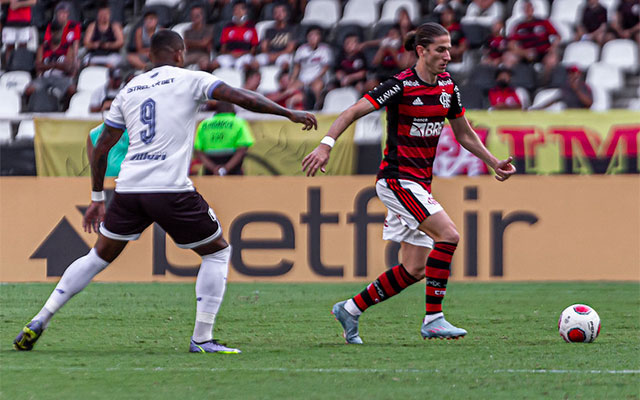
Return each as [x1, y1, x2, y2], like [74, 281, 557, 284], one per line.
[255, 2, 296, 70]
[44, 2, 81, 56]
[488, 67, 522, 110]
[127, 9, 161, 70]
[24, 20, 77, 111]
[508, 0, 560, 63]
[243, 67, 261, 91]
[334, 34, 367, 94]
[184, 4, 213, 68]
[396, 7, 415, 41]
[83, 2, 124, 68]
[266, 69, 304, 110]
[576, 0, 608, 46]
[1, 0, 36, 68]
[193, 101, 255, 176]
[440, 5, 468, 74]
[482, 20, 507, 65]
[531, 66, 593, 110]
[89, 67, 125, 113]
[290, 25, 332, 110]
[371, 25, 403, 84]
[208, 0, 259, 71]
[461, 0, 504, 29]
[609, 0, 640, 42]
[432, 0, 466, 21]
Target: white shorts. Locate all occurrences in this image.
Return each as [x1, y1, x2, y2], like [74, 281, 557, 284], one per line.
[2, 26, 32, 45]
[375, 179, 444, 248]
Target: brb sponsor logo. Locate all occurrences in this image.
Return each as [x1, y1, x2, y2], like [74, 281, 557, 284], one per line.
[410, 119, 444, 138]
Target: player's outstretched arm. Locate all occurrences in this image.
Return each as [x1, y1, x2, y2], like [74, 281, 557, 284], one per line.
[83, 124, 124, 233]
[212, 82, 317, 131]
[449, 116, 516, 181]
[302, 98, 375, 177]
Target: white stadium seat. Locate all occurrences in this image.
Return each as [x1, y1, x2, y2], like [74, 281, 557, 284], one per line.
[255, 20, 275, 41]
[586, 62, 623, 91]
[549, 18, 573, 43]
[380, 0, 420, 24]
[16, 119, 35, 140]
[66, 91, 94, 116]
[322, 87, 360, 113]
[144, 0, 182, 7]
[257, 65, 280, 94]
[171, 22, 192, 39]
[512, 0, 550, 19]
[212, 68, 243, 88]
[77, 66, 109, 92]
[339, 0, 380, 27]
[599, 0, 619, 22]
[590, 87, 611, 111]
[0, 71, 32, 94]
[515, 87, 531, 109]
[0, 89, 21, 117]
[562, 41, 600, 70]
[301, 0, 341, 28]
[550, 0, 585, 26]
[531, 88, 565, 111]
[0, 120, 12, 143]
[601, 39, 638, 73]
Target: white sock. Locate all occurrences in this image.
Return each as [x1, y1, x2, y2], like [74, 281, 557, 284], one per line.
[192, 246, 230, 343]
[33, 248, 109, 328]
[344, 298, 362, 316]
[424, 312, 444, 325]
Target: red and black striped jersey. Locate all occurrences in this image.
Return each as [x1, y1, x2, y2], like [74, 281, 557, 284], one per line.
[363, 68, 465, 191]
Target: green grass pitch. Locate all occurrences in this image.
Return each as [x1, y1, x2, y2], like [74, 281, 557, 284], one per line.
[1, 282, 639, 399]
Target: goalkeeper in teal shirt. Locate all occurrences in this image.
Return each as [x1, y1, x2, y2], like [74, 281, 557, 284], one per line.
[194, 102, 255, 176]
[87, 123, 129, 177]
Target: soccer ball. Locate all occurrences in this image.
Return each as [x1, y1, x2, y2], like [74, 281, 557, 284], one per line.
[558, 304, 601, 343]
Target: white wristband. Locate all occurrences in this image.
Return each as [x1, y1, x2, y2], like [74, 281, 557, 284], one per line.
[320, 136, 335, 148]
[91, 191, 106, 202]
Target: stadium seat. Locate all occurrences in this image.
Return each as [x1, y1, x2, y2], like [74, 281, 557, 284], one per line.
[171, 22, 192, 39]
[255, 20, 275, 41]
[601, 39, 638, 73]
[550, 0, 585, 26]
[66, 91, 94, 116]
[372, 22, 396, 39]
[0, 120, 12, 143]
[515, 87, 531, 109]
[562, 41, 600, 70]
[144, 0, 182, 7]
[586, 63, 623, 91]
[380, 0, 421, 24]
[212, 68, 243, 88]
[300, 0, 341, 28]
[322, 87, 360, 113]
[590, 87, 611, 111]
[77, 66, 109, 92]
[549, 18, 573, 43]
[598, 0, 619, 22]
[531, 88, 564, 111]
[332, 24, 365, 47]
[0, 89, 21, 117]
[0, 71, 32, 94]
[257, 65, 280, 94]
[16, 119, 35, 140]
[512, 0, 550, 18]
[339, 0, 379, 27]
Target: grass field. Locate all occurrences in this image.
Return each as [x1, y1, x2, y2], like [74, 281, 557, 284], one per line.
[1, 282, 639, 399]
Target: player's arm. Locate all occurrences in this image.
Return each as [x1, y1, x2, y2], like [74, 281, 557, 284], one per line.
[302, 98, 375, 177]
[449, 116, 515, 181]
[211, 82, 317, 130]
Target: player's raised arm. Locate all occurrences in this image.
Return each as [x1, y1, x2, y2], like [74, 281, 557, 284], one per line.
[302, 98, 375, 177]
[449, 116, 515, 181]
[211, 82, 317, 131]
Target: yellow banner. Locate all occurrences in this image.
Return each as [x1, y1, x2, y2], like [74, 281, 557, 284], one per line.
[1, 176, 638, 282]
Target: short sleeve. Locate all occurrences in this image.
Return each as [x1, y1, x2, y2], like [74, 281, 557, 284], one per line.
[363, 78, 403, 110]
[192, 70, 223, 101]
[293, 46, 305, 64]
[104, 91, 126, 130]
[235, 119, 254, 148]
[250, 27, 259, 46]
[447, 81, 465, 120]
[320, 46, 332, 66]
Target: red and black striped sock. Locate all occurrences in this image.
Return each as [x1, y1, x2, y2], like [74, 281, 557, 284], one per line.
[351, 264, 419, 312]
[425, 242, 457, 315]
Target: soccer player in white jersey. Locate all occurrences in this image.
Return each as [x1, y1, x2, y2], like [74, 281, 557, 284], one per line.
[14, 30, 317, 354]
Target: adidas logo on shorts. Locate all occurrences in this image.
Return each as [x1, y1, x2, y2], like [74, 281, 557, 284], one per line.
[412, 97, 424, 106]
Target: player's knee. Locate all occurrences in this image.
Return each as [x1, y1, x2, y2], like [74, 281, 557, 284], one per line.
[403, 262, 425, 280]
[438, 226, 459, 244]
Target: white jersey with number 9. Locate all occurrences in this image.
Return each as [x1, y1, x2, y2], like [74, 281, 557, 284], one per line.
[105, 65, 222, 193]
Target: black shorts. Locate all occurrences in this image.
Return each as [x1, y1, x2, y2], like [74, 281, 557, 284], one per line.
[100, 191, 221, 249]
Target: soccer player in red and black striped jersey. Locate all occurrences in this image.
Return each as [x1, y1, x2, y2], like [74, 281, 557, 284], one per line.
[303, 22, 516, 343]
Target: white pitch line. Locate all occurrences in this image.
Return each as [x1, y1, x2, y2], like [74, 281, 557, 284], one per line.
[1, 365, 639, 375]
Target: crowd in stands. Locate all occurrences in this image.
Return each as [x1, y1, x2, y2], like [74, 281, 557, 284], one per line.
[0, 0, 639, 116]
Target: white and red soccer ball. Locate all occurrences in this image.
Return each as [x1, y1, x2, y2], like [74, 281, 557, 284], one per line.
[558, 304, 601, 343]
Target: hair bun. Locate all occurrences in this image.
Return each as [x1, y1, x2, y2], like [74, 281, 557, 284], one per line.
[403, 31, 416, 51]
